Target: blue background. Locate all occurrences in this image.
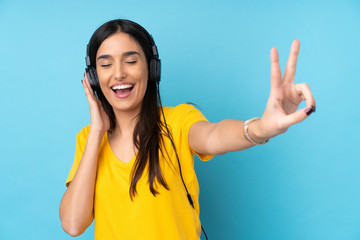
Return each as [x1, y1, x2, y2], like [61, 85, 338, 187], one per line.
[1, 0, 359, 239]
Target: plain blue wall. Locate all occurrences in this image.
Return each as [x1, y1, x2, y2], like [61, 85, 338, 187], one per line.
[1, 0, 359, 239]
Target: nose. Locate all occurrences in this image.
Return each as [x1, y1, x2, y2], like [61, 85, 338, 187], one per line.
[114, 62, 127, 80]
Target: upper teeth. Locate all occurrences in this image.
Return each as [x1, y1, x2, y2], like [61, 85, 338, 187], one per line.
[112, 84, 134, 90]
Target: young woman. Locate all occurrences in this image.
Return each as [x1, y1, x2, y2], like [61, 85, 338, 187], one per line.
[59, 19, 316, 240]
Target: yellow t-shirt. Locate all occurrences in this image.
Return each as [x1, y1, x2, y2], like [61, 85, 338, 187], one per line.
[66, 104, 213, 240]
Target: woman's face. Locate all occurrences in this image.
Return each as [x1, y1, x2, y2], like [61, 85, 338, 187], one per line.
[96, 32, 148, 114]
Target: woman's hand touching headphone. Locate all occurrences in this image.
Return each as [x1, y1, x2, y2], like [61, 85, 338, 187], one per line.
[82, 73, 110, 135]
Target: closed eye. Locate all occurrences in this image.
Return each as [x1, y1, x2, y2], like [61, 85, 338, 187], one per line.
[101, 64, 112, 67]
[126, 61, 137, 64]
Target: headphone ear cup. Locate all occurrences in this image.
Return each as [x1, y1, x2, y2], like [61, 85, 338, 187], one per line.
[86, 66, 100, 92]
[149, 58, 161, 82]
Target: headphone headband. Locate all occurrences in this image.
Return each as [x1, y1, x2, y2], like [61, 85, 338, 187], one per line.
[149, 35, 159, 59]
[85, 44, 91, 67]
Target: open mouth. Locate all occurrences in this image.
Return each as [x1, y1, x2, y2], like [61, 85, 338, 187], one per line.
[110, 84, 135, 99]
[111, 84, 134, 94]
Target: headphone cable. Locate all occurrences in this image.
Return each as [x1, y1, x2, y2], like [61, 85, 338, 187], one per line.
[156, 83, 208, 240]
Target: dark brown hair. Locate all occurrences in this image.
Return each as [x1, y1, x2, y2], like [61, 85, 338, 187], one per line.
[87, 19, 169, 200]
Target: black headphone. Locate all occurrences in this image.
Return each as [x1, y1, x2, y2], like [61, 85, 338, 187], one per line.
[85, 34, 161, 94]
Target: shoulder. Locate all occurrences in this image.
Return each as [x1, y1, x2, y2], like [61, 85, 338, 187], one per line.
[161, 103, 208, 129]
[162, 103, 201, 119]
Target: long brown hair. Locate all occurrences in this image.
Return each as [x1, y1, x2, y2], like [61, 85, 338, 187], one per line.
[87, 19, 169, 200]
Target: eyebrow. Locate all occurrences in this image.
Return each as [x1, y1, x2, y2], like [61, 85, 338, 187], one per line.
[97, 51, 141, 61]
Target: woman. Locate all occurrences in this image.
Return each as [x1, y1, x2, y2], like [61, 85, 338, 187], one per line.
[59, 19, 315, 239]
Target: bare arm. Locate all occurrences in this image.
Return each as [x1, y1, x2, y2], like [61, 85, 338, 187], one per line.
[59, 131, 103, 236]
[189, 119, 267, 155]
[189, 40, 316, 156]
[59, 74, 110, 236]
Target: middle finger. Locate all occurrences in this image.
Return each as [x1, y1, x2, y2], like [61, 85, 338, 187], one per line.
[283, 40, 300, 83]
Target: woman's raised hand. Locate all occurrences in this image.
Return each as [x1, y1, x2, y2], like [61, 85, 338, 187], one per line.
[256, 40, 316, 139]
[81, 73, 110, 135]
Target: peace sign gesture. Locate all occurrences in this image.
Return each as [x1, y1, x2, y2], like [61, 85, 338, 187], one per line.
[256, 40, 316, 139]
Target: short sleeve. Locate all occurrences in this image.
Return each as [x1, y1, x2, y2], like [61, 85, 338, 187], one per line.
[176, 104, 214, 161]
[65, 125, 90, 187]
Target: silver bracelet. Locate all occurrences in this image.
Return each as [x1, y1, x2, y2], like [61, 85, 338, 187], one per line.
[243, 117, 269, 145]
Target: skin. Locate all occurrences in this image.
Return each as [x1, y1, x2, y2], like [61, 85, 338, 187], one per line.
[59, 34, 315, 236]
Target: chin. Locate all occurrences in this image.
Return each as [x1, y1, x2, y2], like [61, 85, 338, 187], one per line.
[111, 101, 142, 114]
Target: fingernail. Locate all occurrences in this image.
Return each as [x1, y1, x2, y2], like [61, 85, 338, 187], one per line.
[305, 106, 315, 116]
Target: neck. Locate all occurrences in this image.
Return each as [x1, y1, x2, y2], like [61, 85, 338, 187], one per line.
[111, 109, 140, 137]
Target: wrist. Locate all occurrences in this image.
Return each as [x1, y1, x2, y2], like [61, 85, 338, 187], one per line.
[89, 128, 107, 138]
[244, 118, 270, 145]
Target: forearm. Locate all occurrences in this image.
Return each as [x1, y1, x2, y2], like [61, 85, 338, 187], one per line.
[59, 131, 104, 236]
[205, 119, 268, 155]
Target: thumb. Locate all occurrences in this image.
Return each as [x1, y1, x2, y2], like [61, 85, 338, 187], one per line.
[282, 106, 316, 127]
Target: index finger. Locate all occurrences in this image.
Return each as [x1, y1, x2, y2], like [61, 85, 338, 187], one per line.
[270, 47, 282, 88]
